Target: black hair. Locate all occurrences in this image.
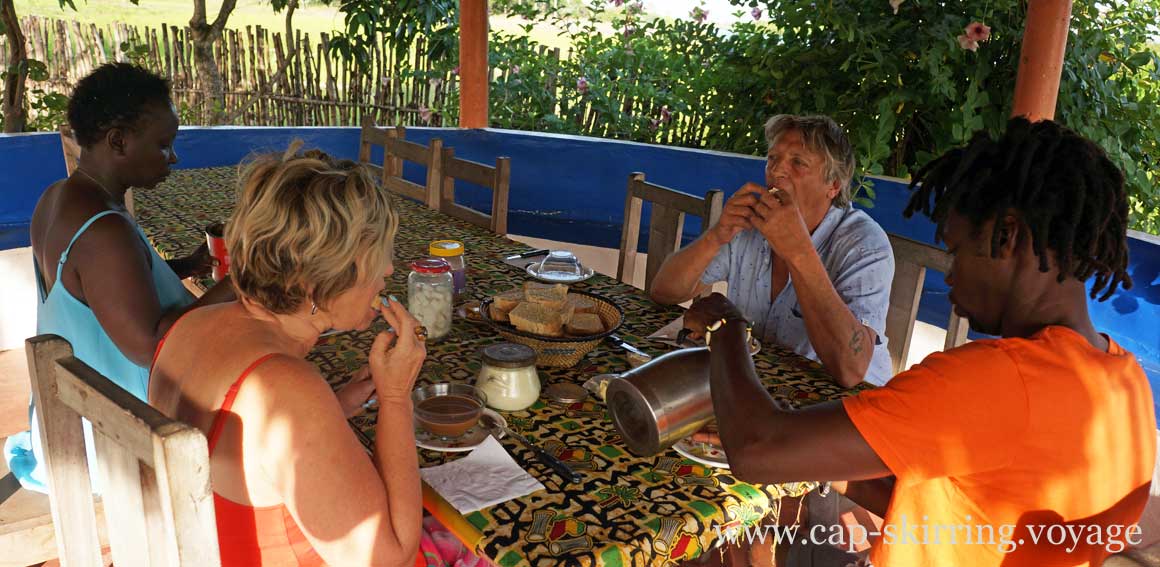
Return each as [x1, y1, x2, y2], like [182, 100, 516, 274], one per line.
[66, 62, 172, 148]
[904, 117, 1132, 301]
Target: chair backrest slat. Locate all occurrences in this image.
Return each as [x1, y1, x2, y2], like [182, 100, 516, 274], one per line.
[359, 116, 442, 208]
[27, 334, 220, 566]
[439, 148, 511, 235]
[884, 234, 969, 374]
[617, 172, 723, 292]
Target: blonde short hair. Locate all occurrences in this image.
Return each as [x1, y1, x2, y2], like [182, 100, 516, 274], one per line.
[226, 142, 399, 314]
[764, 114, 856, 208]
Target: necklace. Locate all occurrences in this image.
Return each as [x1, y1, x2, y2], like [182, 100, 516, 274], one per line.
[74, 167, 124, 206]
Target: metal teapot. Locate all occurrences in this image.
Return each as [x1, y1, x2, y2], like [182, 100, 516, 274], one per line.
[606, 347, 713, 456]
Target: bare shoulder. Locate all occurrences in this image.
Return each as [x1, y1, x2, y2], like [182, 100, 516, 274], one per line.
[243, 354, 343, 417]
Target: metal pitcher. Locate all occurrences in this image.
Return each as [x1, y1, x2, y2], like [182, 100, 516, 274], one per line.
[606, 347, 713, 456]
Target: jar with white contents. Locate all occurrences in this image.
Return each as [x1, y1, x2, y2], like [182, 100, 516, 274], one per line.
[407, 259, 454, 341]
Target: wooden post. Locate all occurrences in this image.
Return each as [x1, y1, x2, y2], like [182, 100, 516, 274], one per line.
[1011, 0, 1072, 122]
[459, 0, 488, 128]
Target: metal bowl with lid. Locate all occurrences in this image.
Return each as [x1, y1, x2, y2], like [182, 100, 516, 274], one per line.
[474, 342, 541, 411]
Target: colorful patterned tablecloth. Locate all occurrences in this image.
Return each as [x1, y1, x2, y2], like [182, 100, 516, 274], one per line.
[136, 166, 852, 567]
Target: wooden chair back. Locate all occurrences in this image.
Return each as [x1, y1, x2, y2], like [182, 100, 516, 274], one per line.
[27, 334, 220, 567]
[885, 234, 970, 374]
[358, 116, 442, 208]
[439, 148, 511, 235]
[617, 172, 724, 291]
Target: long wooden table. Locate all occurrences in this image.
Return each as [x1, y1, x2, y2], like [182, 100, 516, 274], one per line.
[135, 166, 850, 567]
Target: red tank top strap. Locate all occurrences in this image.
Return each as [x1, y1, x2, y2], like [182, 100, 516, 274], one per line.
[207, 353, 278, 455]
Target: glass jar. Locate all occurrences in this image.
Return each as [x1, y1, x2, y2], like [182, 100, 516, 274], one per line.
[475, 343, 540, 411]
[407, 259, 454, 341]
[429, 240, 466, 300]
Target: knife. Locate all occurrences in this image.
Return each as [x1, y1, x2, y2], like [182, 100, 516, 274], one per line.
[504, 249, 550, 261]
[607, 333, 651, 359]
[482, 414, 581, 484]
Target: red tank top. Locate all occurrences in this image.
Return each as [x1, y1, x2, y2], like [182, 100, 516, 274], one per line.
[153, 329, 425, 567]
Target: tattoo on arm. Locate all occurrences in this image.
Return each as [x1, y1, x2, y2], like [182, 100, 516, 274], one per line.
[849, 325, 865, 355]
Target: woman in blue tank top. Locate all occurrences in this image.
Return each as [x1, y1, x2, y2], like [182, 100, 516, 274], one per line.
[5, 63, 236, 491]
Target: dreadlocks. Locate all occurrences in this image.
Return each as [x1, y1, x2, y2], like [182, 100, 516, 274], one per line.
[904, 117, 1132, 301]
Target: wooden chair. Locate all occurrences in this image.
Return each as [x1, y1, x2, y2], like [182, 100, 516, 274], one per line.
[439, 147, 511, 235]
[884, 234, 970, 374]
[358, 116, 443, 208]
[27, 334, 220, 566]
[617, 172, 724, 292]
[59, 123, 136, 217]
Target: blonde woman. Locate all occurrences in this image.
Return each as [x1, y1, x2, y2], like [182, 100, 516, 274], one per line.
[149, 145, 428, 566]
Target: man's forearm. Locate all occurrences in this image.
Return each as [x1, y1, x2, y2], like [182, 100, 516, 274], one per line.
[785, 250, 872, 388]
[649, 234, 724, 304]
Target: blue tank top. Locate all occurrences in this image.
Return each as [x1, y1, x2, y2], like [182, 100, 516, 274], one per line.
[4, 209, 195, 492]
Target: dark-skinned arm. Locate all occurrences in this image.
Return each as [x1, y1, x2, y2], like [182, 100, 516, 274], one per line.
[832, 478, 895, 518]
[71, 214, 235, 367]
[708, 317, 891, 484]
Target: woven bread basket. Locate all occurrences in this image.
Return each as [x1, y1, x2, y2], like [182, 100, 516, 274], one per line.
[480, 290, 623, 367]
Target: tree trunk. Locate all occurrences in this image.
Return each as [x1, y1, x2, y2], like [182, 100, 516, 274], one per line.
[189, 0, 236, 124]
[1, 0, 28, 133]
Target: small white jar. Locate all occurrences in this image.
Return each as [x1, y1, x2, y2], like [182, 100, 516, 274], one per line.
[475, 343, 540, 411]
[407, 259, 453, 341]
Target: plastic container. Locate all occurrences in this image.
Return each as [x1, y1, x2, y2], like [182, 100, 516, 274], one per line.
[430, 240, 466, 300]
[408, 258, 454, 341]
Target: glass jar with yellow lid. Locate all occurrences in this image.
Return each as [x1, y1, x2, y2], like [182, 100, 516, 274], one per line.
[430, 240, 466, 300]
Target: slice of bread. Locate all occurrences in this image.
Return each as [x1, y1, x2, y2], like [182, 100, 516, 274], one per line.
[490, 303, 513, 322]
[566, 295, 598, 315]
[524, 282, 569, 299]
[566, 313, 604, 336]
[509, 302, 564, 337]
[493, 289, 524, 312]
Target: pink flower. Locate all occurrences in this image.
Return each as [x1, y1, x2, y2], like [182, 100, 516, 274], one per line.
[965, 21, 991, 42]
[957, 34, 979, 52]
[576, 76, 589, 94]
[419, 105, 432, 123]
[451, 66, 460, 76]
[659, 105, 672, 123]
[691, 6, 708, 23]
[612, 0, 624, 6]
[889, 0, 904, 14]
[623, 24, 636, 38]
[511, 65, 520, 75]
[627, 1, 643, 15]
[751, 7, 763, 19]
[649, 118, 659, 132]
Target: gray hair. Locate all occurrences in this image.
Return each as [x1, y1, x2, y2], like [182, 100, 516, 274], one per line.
[764, 114, 856, 208]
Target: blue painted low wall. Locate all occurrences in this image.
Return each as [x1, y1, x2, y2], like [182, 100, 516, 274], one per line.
[2, 127, 1158, 415]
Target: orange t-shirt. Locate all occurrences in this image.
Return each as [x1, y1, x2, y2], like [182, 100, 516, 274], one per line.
[843, 326, 1156, 567]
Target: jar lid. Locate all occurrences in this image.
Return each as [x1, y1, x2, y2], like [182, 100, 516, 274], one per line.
[480, 342, 537, 368]
[430, 240, 464, 257]
[545, 383, 587, 404]
[410, 258, 451, 274]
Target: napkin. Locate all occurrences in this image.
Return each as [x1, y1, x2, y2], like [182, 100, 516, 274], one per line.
[420, 436, 546, 514]
[647, 315, 705, 348]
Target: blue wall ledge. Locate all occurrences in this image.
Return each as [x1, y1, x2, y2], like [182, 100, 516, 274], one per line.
[3, 126, 1158, 415]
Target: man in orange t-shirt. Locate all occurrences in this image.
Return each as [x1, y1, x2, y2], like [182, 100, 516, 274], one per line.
[684, 117, 1155, 566]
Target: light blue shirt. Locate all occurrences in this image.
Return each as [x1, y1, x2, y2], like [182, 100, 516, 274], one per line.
[702, 205, 895, 386]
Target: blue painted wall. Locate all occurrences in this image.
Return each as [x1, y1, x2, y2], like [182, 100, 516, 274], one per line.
[3, 127, 1158, 414]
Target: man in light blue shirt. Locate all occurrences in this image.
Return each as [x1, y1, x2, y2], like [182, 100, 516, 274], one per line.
[651, 115, 894, 386]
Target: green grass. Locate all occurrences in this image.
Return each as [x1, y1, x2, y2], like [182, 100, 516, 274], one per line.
[13, 0, 581, 50]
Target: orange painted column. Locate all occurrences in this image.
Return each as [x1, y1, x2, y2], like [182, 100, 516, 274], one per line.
[1011, 0, 1073, 121]
[459, 0, 489, 128]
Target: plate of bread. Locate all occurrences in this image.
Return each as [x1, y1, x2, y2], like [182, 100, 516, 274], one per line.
[481, 282, 623, 367]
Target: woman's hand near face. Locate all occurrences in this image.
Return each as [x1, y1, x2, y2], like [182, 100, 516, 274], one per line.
[369, 296, 427, 401]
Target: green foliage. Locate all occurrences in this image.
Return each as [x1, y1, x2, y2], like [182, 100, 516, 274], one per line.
[324, 0, 458, 69]
[476, 0, 1160, 233]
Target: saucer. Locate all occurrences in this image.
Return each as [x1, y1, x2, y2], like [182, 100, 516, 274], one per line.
[672, 437, 730, 469]
[525, 262, 596, 284]
[415, 408, 507, 452]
